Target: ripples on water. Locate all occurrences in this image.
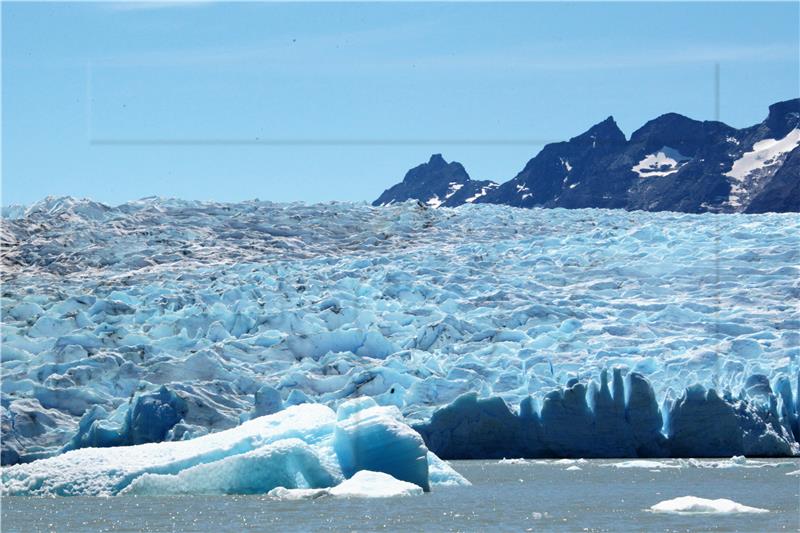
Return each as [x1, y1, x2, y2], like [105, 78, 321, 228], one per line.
[3, 459, 798, 532]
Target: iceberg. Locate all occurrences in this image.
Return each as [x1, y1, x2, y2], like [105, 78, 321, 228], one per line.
[1, 400, 467, 497]
[650, 496, 768, 514]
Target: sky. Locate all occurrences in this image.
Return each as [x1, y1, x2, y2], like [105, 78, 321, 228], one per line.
[2, 1, 799, 206]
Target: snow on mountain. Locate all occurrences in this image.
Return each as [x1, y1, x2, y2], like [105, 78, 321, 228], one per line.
[373, 154, 498, 209]
[2, 199, 798, 469]
[724, 128, 800, 208]
[632, 147, 691, 178]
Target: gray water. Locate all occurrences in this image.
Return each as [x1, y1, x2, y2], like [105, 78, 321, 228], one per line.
[2, 459, 799, 532]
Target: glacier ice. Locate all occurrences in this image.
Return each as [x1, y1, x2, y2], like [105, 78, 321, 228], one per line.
[649, 496, 769, 514]
[2, 197, 799, 467]
[1, 400, 467, 496]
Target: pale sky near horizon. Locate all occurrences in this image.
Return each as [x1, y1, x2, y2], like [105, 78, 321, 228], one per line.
[3, 1, 799, 206]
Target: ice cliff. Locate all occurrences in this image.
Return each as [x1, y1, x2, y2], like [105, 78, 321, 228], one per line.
[2, 197, 799, 469]
[414, 369, 799, 459]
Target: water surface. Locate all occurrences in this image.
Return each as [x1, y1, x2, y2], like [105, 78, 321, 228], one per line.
[3, 459, 798, 532]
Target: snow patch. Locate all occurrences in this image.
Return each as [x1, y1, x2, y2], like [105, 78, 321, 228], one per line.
[464, 183, 498, 203]
[426, 196, 442, 209]
[724, 128, 800, 209]
[632, 147, 691, 177]
[445, 182, 464, 199]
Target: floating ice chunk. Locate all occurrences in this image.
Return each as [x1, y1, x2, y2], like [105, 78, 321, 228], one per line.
[329, 470, 424, 498]
[650, 496, 768, 514]
[607, 460, 679, 469]
[564, 465, 582, 471]
[786, 469, 800, 476]
[552, 458, 588, 465]
[498, 458, 530, 465]
[267, 486, 329, 500]
[268, 470, 423, 499]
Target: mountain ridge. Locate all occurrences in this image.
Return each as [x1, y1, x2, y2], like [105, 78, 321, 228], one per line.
[373, 98, 800, 213]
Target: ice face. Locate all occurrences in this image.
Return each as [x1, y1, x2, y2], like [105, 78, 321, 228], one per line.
[2, 198, 799, 464]
[416, 377, 798, 459]
[2, 401, 464, 496]
[334, 397, 431, 492]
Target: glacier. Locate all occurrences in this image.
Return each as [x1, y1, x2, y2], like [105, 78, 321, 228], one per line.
[2, 196, 799, 478]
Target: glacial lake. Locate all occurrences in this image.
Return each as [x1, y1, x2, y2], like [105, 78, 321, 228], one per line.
[2, 459, 798, 532]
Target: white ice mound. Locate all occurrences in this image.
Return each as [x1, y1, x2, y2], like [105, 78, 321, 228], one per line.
[1, 401, 467, 496]
[268, 471, 423, 500]
[650, 496, 768, 514]
[329, 470, 423, 498]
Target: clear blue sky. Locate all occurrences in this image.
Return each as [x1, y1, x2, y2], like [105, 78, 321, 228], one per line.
[3, 1, 799, 206]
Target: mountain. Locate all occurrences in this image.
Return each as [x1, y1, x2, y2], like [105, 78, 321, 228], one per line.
[373, 98, 800, 213]
[373, 154, 498, 208]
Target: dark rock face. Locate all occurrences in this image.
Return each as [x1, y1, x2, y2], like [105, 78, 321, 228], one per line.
[374, 98, 800, 213]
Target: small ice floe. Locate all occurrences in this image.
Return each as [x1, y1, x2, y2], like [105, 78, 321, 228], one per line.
[679, 456, 792, 469]
[552, 458, 587, 466]
[497, 457, 530, 465]
[608, 456, 792, 470]
[650, 496, 768, 514]
[606, 460, 680, 469]
[786, 469, 800, 476]
[497, 458, 530, 465]
[564, 465, 582, 471]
